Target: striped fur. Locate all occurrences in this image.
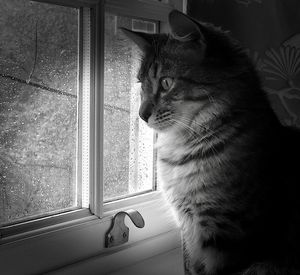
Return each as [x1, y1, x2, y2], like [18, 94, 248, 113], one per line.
[123, 10, 300, 275]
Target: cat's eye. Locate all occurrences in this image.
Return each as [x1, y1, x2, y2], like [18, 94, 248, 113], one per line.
[161, 77, 173, 90]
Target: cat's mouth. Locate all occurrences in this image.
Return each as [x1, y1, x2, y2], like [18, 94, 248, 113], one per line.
[146, 110, 176, 132]
[147, 115, 174, 132]
[140, 105, 198, 133]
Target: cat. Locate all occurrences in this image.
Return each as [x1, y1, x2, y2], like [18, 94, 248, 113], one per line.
[122, 10, 300, 275]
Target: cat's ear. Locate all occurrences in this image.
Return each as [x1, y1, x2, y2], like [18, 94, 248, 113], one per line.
[120, 28, 152, 52]
[168, 10, 205, 43]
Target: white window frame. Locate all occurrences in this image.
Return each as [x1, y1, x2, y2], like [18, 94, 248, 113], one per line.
[0, 1, 184, 274]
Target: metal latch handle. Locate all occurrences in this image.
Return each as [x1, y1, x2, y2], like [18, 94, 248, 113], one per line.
[105, 209, 145, 248]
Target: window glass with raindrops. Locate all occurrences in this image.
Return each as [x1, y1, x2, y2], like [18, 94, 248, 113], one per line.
[103, 13, 157, 202]
[0, 1, 160, 224]
[0, 0, 78, 225]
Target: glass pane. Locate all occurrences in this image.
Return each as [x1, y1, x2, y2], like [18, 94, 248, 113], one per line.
[104, 14, 156, 201]
[0, 0, 78, 225]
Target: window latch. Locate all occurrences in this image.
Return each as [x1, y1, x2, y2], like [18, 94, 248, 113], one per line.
[105, 209, 145, 248]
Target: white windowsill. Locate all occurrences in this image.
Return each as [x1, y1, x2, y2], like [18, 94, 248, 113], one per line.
[0, 191, 180, 275]
[47, 229, 182, 275]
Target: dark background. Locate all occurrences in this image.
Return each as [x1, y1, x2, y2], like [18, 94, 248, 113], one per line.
[187, 0, 300, 127]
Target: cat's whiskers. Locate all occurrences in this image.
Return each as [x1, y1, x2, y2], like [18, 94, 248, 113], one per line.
[178, 111, 215, 133]
[169, 121, 194, 141]
[172, 116, 211, 145]
[177, 117, 225, 164]
[169, 118, 214, 159]
[168, 118, 223, 168]
[179, 115, 221, 144]
[170, 118, 200, 140]
[171, 118, 212, 151]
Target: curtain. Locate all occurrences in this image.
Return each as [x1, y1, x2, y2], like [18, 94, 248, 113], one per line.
[187, 0, 300, 127]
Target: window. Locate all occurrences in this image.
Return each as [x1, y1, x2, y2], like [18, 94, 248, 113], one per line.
[0, 1, 184, 274]
[103, 13, 156, 202]
[0, 0, 80, 226]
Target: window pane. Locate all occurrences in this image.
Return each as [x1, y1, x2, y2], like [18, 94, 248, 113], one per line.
[104, 14, 156, 201]
[0, 0, 78, 225]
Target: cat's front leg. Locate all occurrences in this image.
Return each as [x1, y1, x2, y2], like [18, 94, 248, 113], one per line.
[181, 231, 208, 275]
[182, 233, 194, 275]
[181, 232, 205, 275]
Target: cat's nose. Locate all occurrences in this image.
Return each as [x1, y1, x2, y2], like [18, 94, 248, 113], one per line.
[139, 102, 153, 122]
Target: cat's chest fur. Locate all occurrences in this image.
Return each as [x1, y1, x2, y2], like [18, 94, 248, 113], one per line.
[157, 132, 231, 274]
[157, 132, 228, 204]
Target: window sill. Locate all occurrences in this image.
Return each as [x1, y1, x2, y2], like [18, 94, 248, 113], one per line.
[0, 191, 179, 275]
[103, 190, 162, 214]
[47, 229, 182, 275]
[0, 208, 95, 243]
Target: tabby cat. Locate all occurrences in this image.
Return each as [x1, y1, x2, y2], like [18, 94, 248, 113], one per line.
[122, 10, 300, 275]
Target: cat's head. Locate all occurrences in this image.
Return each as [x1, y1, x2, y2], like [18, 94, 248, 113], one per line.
[121, 10, 259, 134]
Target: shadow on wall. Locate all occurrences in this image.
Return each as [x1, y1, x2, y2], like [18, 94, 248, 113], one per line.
[187, 0, 300, 127]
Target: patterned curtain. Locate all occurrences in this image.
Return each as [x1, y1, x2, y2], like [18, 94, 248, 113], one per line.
[187, 0, 300, 127]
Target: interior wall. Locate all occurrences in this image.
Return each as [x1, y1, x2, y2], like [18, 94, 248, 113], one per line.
[187, 0, 300, 127]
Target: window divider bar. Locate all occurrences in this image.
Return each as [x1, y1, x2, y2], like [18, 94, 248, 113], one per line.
[90, 2, 105, 218]
[77, 7, 84, 210]
[81, 7, 92, 209]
